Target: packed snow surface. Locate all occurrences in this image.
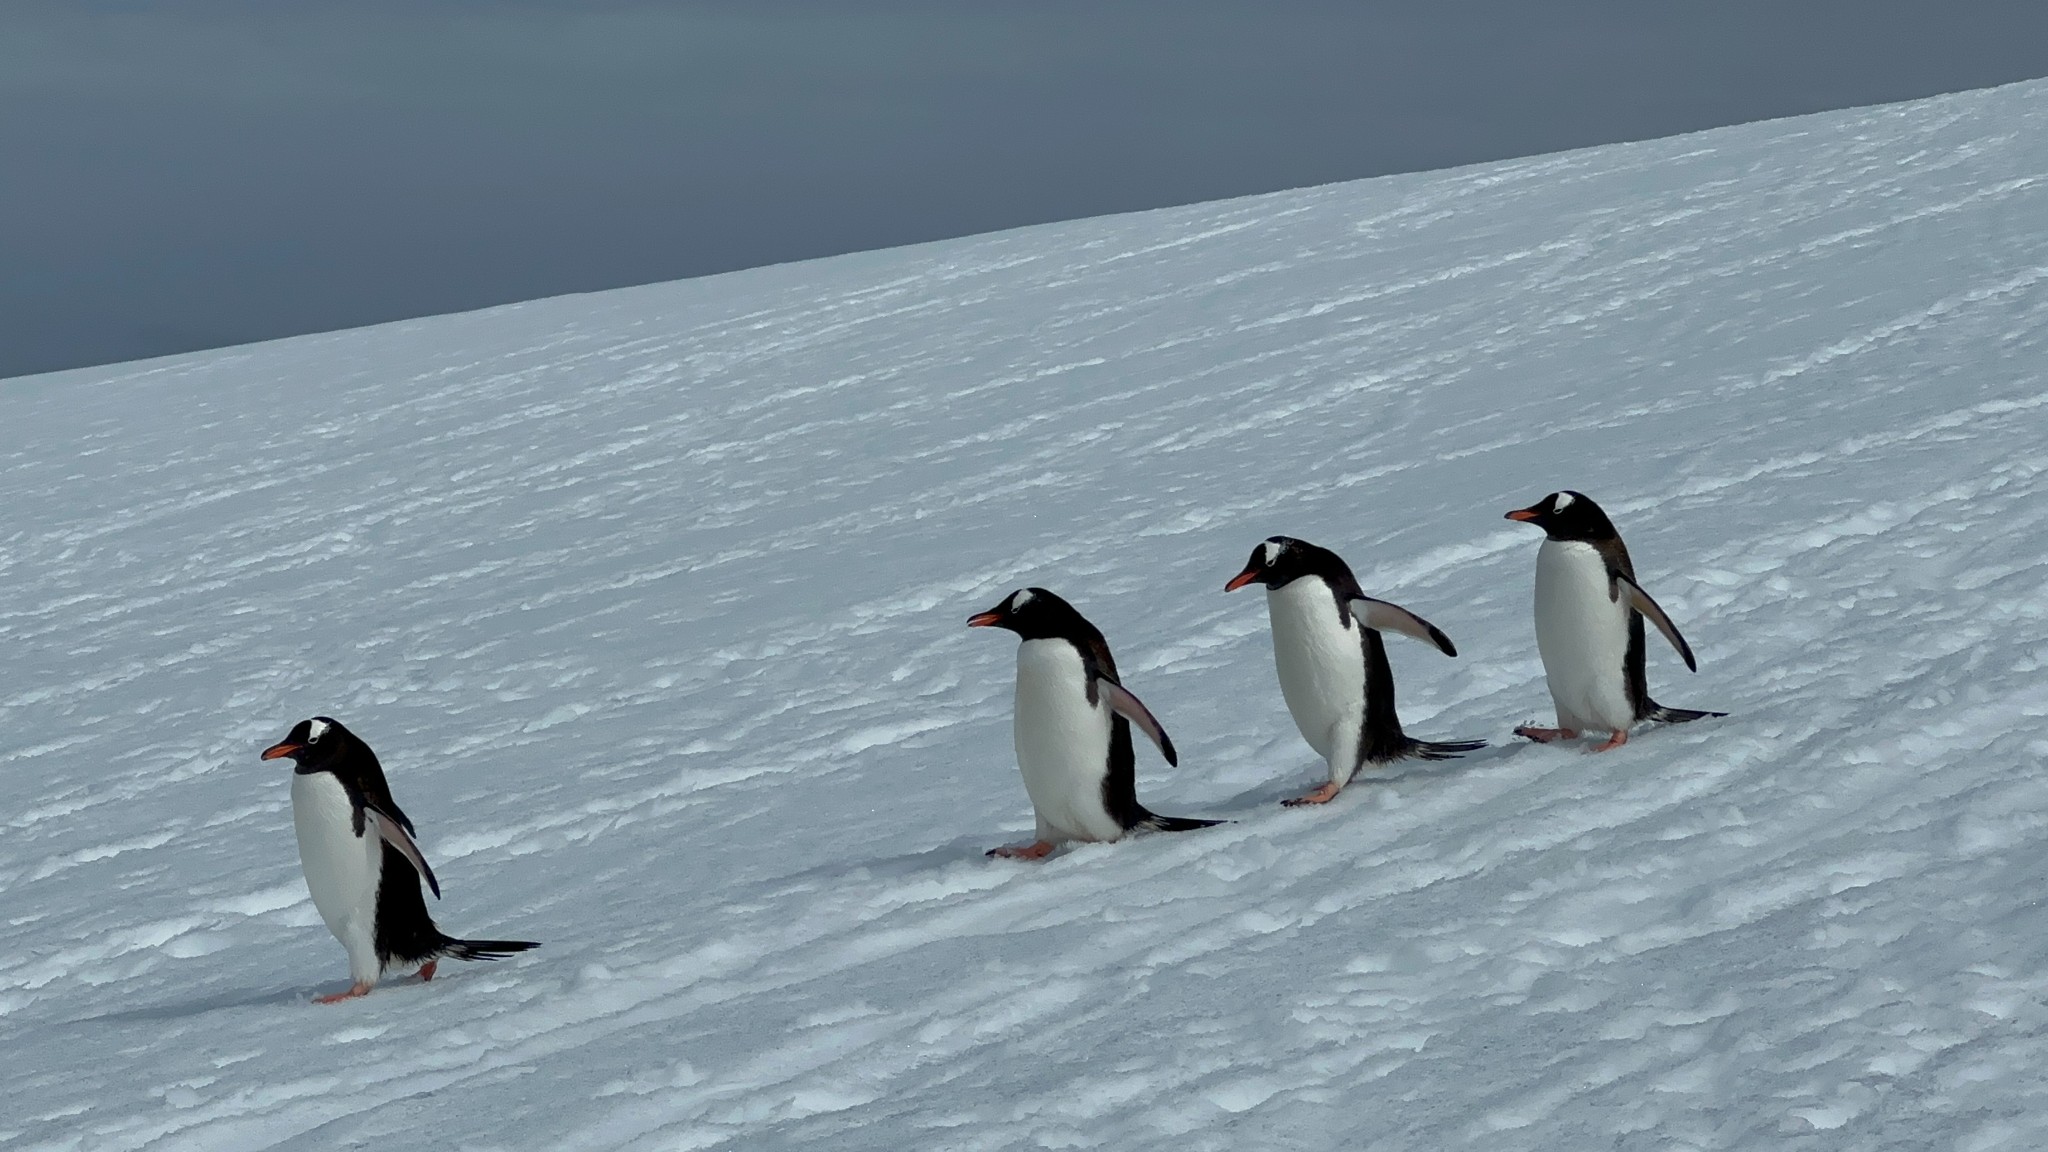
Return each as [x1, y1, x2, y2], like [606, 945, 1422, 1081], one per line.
[6, 81, 2048, 1151]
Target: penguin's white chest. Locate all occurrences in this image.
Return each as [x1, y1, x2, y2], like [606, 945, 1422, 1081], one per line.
[291, 771, 385, 981]
[1011, 639, 1123, 843]
[1266, 578, 1366, 766]
[1533, 539, 1634, 732]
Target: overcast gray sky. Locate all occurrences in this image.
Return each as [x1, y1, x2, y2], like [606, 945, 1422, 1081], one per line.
[6, 1, 2048, 380]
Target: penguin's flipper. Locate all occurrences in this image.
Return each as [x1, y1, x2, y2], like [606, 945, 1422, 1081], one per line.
[1355, 597, 1457, 657]
[365, 809, 442, 899]
[1098, 680, 1179, 766]
[1611, 573, 1698, 671]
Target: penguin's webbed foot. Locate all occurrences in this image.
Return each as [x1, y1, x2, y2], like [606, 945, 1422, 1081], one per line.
[1283, 782, 1343, 806]
[314, 981, 374, 1004]
[417, 960, 438, 982]
[1513, 725, 1578, 744]
[988, 840, 1057, 860]
[1589, 729, 1629, 753]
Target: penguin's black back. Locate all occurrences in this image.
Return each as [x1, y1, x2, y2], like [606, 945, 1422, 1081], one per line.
[374, 842, 448, 967]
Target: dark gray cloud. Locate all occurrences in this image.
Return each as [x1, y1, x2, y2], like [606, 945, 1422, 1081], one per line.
[6, 1, 2048, 379]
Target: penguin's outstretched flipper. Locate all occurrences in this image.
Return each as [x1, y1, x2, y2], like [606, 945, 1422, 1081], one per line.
[1099, 680, 1178, 765]
[1612, 572, 1698, 671]
[365, 809, 440, 898]
[1357, 597, 1458, 657]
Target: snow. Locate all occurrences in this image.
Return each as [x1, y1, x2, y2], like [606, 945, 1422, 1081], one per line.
[6, 78, 2048, 1150]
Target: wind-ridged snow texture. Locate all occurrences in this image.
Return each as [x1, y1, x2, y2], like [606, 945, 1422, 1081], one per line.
[5, 80, 2048, 1151]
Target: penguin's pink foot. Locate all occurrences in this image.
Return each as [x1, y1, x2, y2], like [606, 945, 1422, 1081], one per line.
[1590, 729, 1629, 753]
[1283, 782, 1343, 806]
[314, 981, 374, 1004]
[1513, 725, 1579, 744]
[417, 960, 438, 983]
[988, 840, 1057, 860]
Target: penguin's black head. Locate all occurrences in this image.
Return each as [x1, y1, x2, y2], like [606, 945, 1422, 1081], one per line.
[966, 587, 1092, 642]
[260, 716, 357, 773]
[1505, 490, 1617, 542]
[1225, 536, 1335, 591]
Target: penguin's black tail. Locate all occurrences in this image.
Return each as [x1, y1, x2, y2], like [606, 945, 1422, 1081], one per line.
[1405, 737, 1487, 761]
[440, 937, 542, 962]
[1138, 813, 1228, 834]
[1646, 704, 1728, 725]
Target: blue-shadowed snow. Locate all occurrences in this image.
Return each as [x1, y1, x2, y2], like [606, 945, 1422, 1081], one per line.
[4, 79, 2048, 1151]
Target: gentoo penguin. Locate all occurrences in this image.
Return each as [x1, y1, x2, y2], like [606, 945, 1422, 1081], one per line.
[260, 717, 538, 1002]
[1505, 491, 1725, 751]
[1226, 536, 1484, 805]
[968, 588, 1221, 859]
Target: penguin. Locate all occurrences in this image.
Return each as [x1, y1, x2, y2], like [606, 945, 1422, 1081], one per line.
[968, 588, 1221, 859]
[260, 717, 539, 1002]
[1226, 536, 1485, 805]
[1504, 491, 1726, 751]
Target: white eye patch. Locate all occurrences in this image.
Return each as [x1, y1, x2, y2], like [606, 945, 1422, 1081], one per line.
[1262, 541, 1282, 564]
[306, 718, 331, 743]
[1551, 491, 1575, 510]
[1009, 589, 1035, 610]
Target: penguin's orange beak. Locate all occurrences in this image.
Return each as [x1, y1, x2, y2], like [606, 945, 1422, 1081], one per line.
[966, 611, 1004, 628]
[260, 741, 301, 761]
[1224, 567, 1259, 592]
[1505, 506, 1542, 522]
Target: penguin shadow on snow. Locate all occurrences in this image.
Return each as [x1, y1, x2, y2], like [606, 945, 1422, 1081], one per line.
[75, 951, 512, 1025]
[76, 983, 312, 1024]
[1217, 740, 1515, 811]
[765, 832, 1019, 889]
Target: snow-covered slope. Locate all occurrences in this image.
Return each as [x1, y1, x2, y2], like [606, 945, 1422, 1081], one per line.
[7, 80, 2048, 1150]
